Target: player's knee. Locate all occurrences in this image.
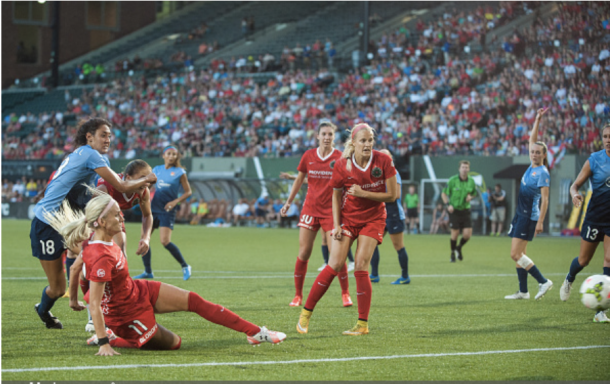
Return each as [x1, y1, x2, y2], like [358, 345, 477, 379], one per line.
[509, 251, 521, 262]
[161, 239, 171, 247]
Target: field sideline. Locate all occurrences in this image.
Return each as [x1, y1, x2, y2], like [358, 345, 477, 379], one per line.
[2, 219, 608, 381]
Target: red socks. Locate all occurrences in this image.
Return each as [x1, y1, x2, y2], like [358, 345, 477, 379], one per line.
[354, 271, 372, 321]
[337, 262, 349, 294]
[187, 291, 260, 337]
[304, 265, 337, 311]
[294, 258, 309, 297]
[79, 277, 90, 296]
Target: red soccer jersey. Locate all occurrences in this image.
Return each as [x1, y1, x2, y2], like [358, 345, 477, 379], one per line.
[97, 173, 145, 211]
[330, 150, 397, 225]
[82, 240, 142, 318]
[297, 147, 342, 218]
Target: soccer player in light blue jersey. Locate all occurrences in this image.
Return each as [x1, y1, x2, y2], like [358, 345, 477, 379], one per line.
[562, 124, 610, 323]
[369, 149, 410, 285]
[134, 146, 193, 281]
[31, 118, 156, 329]
[505, 108, 553, 301]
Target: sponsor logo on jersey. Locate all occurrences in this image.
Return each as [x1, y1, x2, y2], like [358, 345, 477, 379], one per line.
[157, 179, 171, 188]
[170, 172, 175, 176]
[97, 269, 106, 277]
[372, 166, 382, 178]
[605, 176, 610, 188]
[139, 323, 158, 344]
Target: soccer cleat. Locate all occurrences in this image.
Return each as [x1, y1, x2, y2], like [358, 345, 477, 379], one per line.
[296, 309, 312, 334]
[86, 328, 117, 346]
[535, 279, 553, 300]
[369, 274, 380, 283]
[133, 271, 154, 279]
[559, 278, 572, 301]
[593, 310, 610, 323]
[457, 247, 463, 261]
[182, 265, 192, 281]
[317, 263, 327, 271]
[289, 296, 302, 307]
[342, 320, 369, 336]
[347, 262, 355, 272]
[85, 320, 95, 333]
[62, 291, 70, 298]
[450, 251, 457, 263]
[34, 304, 63, 329]
[342, 293, 353, 307]
[391, 277, 411, 285]
[504, 291, 530, 300]
[247, 326, 286, 346]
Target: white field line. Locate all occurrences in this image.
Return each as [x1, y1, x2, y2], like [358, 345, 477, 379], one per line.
[1, 272, 588, 281]
[3, 345, 609, 373]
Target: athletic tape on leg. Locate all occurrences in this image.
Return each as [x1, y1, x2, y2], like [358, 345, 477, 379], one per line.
[517, 255, 534, 269]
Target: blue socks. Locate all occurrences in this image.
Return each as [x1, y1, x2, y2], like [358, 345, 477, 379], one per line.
[566, 257, 584, 283]
[38, 286, 58, 314]
[517, 268, 528, 293]
[321, 245, 329, 264]
[65, 256, 76, 285]
[347, 248, 354, 263]
[370, 247, 380, 276]
[142, 249, 152, 274]
[527, 265, 547, 284]
[397, 247, 409, 278]
[165, 242, 188, 268]
[603, 267, 610, 276]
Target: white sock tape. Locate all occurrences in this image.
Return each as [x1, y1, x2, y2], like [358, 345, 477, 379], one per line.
[517, 255, 534, 269]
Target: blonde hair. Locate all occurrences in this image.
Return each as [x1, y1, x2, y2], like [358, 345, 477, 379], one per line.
[43, 185, 116, 250]
[533, 141, 549, 168]
[343, 123, 375, 172]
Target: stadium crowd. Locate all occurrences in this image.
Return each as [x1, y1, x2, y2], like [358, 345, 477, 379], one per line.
[3, 2, 609, 161]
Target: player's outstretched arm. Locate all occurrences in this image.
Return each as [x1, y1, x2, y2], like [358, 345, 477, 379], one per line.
[68, 256, 86, 311]
[137, 188, 152, 256]
[332, 189, 343, 240]
[569, 160, 592, 208]
[529, 107, 548, 148]
[90, 281, 120, 356]
[95, 166, 156, 194]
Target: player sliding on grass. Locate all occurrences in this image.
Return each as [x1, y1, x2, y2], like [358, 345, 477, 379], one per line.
[561, 124, 610, 323]
[504, 108, 553, 300]
[46, 188, 286, 355]
[297, 123, 397, 336]
[31, 118, 156, 330]
[281, 120, 352, 308]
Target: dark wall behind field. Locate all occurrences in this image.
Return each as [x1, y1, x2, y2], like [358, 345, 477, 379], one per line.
[2, 1, 156, 89]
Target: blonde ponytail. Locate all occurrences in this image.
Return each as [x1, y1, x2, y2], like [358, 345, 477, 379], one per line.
[43, 185, 116, 250]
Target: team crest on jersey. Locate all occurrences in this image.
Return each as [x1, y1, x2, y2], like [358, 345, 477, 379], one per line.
[330, 160, 335, 169]
[532, 172, 537, 176]
[132, 198, 140, 207]
[372, 166, 382, 178]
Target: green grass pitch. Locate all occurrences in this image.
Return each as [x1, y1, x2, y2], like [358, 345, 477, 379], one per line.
[2, 219, 609, 381]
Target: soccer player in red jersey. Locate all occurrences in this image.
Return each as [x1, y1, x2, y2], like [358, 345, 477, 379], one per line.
[281, 120, 352, 307]
[297, 123, 397, 336]
[46, 189, 286, 355]
[96, 159, 153, 258]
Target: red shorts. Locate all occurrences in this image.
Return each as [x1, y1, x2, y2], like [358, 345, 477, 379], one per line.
[297, 213, 333, 233]
[85, 280, 162, 348]
[340, 220, 386, 244]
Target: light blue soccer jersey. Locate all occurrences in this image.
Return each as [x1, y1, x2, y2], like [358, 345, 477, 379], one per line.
[34, 145, 109, 223]
[517, 164, 550, 221]
[585, 150, 610, 225]
[386, 172, 406, 221]
[151, 165, 186, 214]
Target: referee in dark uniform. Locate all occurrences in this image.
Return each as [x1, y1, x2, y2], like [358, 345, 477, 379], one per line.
[441, 160, 478, 262]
